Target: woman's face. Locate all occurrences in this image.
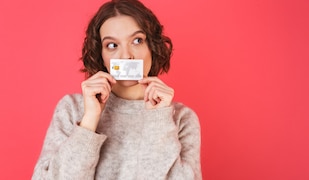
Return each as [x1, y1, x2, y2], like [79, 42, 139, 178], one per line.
[99, 15, 152, 80]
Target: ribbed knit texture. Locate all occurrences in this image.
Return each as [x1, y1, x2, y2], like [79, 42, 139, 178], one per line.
[32, 93, 202, 180]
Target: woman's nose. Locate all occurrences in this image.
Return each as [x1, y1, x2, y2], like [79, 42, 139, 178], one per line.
[120, 46, 134, 59]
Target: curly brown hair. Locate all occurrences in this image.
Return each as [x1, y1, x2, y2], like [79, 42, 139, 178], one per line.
[81, 0, 173, 78]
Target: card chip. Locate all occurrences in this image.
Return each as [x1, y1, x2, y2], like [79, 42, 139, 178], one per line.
[113, 65, 119, 70]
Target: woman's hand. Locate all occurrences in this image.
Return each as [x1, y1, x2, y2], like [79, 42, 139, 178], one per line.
[80, 71, 116, 131]
[139, 77, 174, 109]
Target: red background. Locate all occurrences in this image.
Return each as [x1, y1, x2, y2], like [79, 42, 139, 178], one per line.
[1, 0, 308, 179]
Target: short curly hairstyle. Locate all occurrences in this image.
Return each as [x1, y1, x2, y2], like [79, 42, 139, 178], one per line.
[81, 0, 173, 78]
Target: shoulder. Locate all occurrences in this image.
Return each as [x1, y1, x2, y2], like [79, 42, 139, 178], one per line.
[47, 94, 84, 138]
[172, 102, 200, 129]
[53, 93, 84, 118]
[57, 93, 83, 105]
[56, 94, 83, 109]
[173, 102, 199, 120]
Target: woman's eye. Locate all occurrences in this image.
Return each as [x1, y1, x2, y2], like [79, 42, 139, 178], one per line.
[107, 43, 117, 49]
[133, 38, 143, 45]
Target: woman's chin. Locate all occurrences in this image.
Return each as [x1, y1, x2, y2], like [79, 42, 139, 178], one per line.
[116, 80, 139, 87]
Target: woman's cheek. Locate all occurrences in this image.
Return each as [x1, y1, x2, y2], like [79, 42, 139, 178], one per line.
[101, 59, 110, 73]
[102, 52, 111, 72]
[144, 60, 152, 77]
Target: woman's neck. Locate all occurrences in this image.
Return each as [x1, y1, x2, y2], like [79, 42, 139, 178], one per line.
[111, 82, 145, 100]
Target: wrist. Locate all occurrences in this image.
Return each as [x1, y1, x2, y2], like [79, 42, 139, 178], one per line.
[80, 114, 100, 132]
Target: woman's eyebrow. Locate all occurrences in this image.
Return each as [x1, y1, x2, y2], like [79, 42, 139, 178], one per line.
[130, 30, 145, 37]
[101, 36, 116, 42]
[101, 30, 145, 42]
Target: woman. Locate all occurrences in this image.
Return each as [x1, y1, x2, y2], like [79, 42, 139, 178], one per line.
[32, 0, 202, 179]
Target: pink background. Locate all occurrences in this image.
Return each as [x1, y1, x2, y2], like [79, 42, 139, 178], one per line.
[1, 0, 309, 179]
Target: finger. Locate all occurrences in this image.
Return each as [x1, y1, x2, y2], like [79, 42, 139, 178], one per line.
[147, 86, 170, 101]
[95, 92, 110, 103]
[83, 84, 110, 97]
[148, 86, 171, 103]
[147, 86, 157, 102]
[144, 83, 156, 105]
[83, 78, 112, 92]
[82, 72, 116, 93]
[82, 82, 110, 95]
[82, 82, 112, 104]
[144, 82, 167, 97]
[141, 77, 168, 93]
[89, 71, 117, 84]
[138, 76, 164, 85]
[152, 93, 161, 104]
[99, 92, 110, 103]
[144, 81, 172, 102]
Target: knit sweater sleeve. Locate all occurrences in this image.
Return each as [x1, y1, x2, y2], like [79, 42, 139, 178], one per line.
[139, 103, 202, 180]
[32, 95, 107, 180]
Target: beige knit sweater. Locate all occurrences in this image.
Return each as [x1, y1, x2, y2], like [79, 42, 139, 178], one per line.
[32, 93, 202, 180]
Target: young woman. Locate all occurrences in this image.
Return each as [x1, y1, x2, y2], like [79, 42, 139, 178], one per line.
[32, 0, 202, 179]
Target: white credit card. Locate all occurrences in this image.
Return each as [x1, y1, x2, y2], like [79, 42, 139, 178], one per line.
[110, 59, 143, 80]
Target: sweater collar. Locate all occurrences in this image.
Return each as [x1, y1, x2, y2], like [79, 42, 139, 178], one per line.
[105, 92, 145, 113]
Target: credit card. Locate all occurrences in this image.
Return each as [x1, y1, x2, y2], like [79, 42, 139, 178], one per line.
[110, 59, 143, 80]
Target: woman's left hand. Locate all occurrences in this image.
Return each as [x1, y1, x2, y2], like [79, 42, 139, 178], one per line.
[139, 77, 174, 109]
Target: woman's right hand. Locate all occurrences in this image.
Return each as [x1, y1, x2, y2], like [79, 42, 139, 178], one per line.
[80, 71, 116, 131]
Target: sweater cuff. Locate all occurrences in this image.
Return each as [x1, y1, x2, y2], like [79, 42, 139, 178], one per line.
[69, 123, 107, 156]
